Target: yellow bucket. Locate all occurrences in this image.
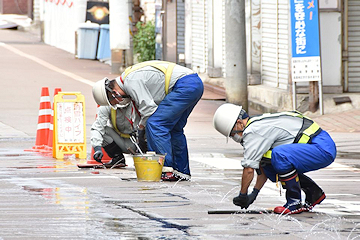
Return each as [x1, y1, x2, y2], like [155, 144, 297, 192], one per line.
[133, 153, 165, 182]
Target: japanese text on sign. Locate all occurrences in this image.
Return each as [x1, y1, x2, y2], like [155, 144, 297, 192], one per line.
[57, 102, 84, 143]
[291, 0, 320, 58]
[290, 0, 321, 82]
[294, 0, 306, 54]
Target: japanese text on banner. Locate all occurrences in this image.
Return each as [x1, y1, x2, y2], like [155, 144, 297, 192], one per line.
[57, 102, 84, 143]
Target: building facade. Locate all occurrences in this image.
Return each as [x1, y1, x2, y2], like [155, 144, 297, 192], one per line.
[160, 0, 358, 95]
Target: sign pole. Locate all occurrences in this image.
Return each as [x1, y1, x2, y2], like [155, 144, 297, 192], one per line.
[290, 0, 324, 115]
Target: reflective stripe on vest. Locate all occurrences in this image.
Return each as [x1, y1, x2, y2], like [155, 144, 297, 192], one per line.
[110, 108, 131, 138]
[244, 111, 322, 162]
[122, 61, 176, 95]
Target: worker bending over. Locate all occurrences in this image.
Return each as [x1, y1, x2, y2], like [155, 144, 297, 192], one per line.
[92, 61, 204, 181]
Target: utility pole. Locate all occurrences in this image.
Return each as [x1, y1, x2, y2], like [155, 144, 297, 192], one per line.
[109, 0, 132, 74]
[225, 0, 248, 111]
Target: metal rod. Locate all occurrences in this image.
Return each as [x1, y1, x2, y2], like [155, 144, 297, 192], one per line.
[130, 136, 144, 155]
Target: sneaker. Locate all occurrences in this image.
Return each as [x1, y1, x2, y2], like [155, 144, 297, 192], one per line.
[161, 172, 190, 182]
[173, 170, 191, 181]
[161, 172, 180, 181]
[274, 203, 305, 215]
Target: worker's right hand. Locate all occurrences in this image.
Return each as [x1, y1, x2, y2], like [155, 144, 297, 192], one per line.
[93, 146, 103, 163]
[233, 193, 249, 209]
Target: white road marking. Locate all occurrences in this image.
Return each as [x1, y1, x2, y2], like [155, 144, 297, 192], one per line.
[0, 42, 94, 86]
[190, 153, 242, 170]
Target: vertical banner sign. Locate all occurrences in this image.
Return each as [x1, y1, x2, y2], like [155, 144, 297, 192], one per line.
[290, 0, 323, 114]
[53, 92, 87, 159]
[290, 0, 321, 81]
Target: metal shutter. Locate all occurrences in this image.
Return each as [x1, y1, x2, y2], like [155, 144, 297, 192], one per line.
[191, 0, 207, 73]
[222, 0, 226, 77]
[261, 0, 289, 89]
[177, 0, 185, 63]
[33, 0, 40, 23]
[347, 0, 360, 92]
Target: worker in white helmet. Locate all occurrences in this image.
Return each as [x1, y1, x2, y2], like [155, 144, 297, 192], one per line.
[90, 100, 143, 168]
[213, 103, 336, 214]
[92, 61, 204, 181]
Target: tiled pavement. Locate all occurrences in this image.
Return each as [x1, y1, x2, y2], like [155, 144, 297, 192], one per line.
[312, 109, 360, 132]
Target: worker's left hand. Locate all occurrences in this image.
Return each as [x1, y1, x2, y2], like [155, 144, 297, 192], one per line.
[93, 146, 103, 163]
[233, 193, 249, 209]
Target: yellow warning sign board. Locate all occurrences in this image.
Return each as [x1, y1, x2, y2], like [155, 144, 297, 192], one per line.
[53, 92, 87, 159]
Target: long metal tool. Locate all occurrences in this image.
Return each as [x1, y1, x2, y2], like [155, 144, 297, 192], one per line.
[208, 209, 274, 214]
[130, 135, 144, 155]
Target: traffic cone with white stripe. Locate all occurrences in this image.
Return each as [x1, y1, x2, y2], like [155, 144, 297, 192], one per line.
[42, 88, 62, 153]
[30, 87, 52, 151]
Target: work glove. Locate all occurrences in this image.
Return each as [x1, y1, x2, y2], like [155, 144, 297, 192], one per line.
[233, 192, 249, 209]
[93, 146, 103, 163]
[137, 128, 147, 153]
[247, 188, 260, 206]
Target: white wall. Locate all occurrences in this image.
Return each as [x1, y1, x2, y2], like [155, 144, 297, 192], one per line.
[43, 0, 87, 54]
[184, 0, 192, 66]
[320, 11, 342, 86]
[140, 0, 156, 22]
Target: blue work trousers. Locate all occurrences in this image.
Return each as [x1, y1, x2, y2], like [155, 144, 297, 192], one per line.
[263, 130, 337, 182]
[146, 74, 204, 175]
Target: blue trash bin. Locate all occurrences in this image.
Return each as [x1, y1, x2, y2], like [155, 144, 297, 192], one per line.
[77, 22, 100, 59]
[97, 24, 111, 60]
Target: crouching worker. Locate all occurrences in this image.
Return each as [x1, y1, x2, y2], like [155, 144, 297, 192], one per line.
[213, 103, 337, 214]
[90, 99, 145, 168]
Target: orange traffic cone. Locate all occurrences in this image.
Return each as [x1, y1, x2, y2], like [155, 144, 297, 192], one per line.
[42, 88, 62, 153]
[29, 87, 52, 151]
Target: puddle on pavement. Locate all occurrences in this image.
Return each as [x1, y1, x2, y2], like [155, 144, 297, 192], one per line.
[337, 151, 360, 159]
[0, 148, 85, 173]
[2, 149, 360, 238]
[21, 185, 91, 213]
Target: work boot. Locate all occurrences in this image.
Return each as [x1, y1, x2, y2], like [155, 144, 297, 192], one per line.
[274, 170, 305, 215]
[103, 154, 126, 168]
[299, 173, 326, 211]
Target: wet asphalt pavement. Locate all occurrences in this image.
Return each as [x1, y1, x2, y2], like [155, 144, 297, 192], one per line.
[0, 28, 360, 239]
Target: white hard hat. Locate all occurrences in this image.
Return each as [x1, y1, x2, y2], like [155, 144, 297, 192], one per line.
[92, 78, 111, 107]
[213, 103, 243, 139]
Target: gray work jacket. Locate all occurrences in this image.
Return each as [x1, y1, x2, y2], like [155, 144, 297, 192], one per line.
[118, 62, 194, 126]
[241, 114, 303, 169]
[90, 104, 140, 147]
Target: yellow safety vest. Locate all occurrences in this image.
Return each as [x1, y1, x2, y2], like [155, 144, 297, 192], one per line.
[244, 111, 322, 163]
[110, 108, 131, 138]
[122, 61, 176, 95]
